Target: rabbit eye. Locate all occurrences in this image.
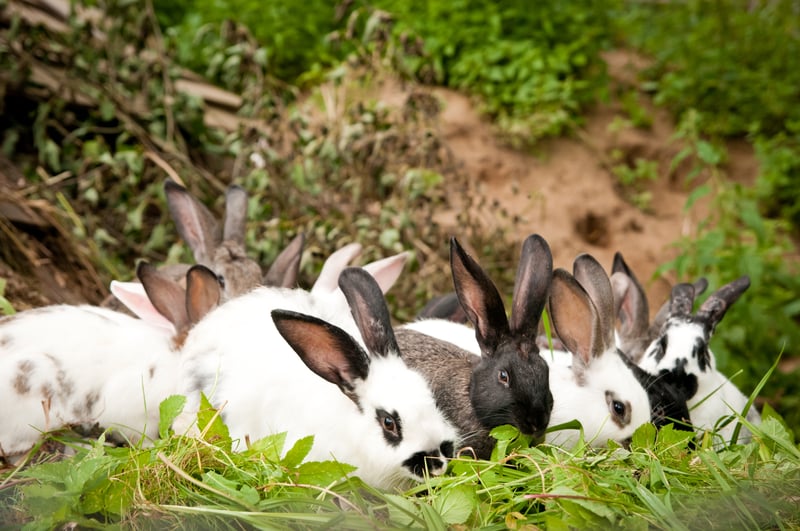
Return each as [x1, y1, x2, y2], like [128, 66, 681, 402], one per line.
[498, 369, 509, 387]
[216, 274, 226, 289]
[376, 408, 402, 445]
[613, 400, 626, 418]
[606, 391, 632, 427]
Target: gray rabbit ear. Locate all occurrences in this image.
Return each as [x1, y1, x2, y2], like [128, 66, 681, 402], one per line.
[264, 233, 305, 288]
[509, 234, 552, 352]
[164, 179, 221, 266]
[185, 265, 222, 325]
[338, 267, 401, 359]
[696, 276, 750, 332]
[650, 277, 708, 335]
[137, 261, 189, 333]
[450, 237, 510, 356]
[669, 283, 696, 318]
[611, 251, 650, 337]
[572, 254, 615, 353]
[223, 185, 248, 246]
[272, 309, 370, 401]
[548, 268, 604, 369]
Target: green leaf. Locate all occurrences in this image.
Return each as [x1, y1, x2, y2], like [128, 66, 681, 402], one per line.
[432, 484, 476, 525]
[283, 435, 314, 468]
[246, 432, 286, 462]
[158, 395, 187, 440]
[294, 460, 355, 486]
[197, 393, 231, 451]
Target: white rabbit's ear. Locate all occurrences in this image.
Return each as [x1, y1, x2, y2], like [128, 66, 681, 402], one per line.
[311, 242, 362, 295]
[449, 236, 510, 356]
[572, 254, 615, 354]
[223, 185, 248, 246]
[138, 261, 190, 333]
[361, 251, 410, 294]
[110, 281, 176, 334]
[338, 267, 401, 359]
[164, 179, 221, 265]
[610, 252, 650, 338]
[264, 233, 305, 288]
[548, 268, 604, 370]
[272, 309, 370, 399]
[696, 276, 750, 331]
[186, 265, 222, 325]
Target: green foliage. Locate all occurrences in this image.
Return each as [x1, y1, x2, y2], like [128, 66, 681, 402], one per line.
[754, 127, 800, 232]
[0, 278, 15, 315]
[4, 397, 800, 528]
[365, 0, 611, 144]
[617, 0, 800, 139]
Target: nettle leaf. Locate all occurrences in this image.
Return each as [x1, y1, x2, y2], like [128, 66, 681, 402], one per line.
[246, 432, 287, 462]
[385, 493, 421, 526]
[197, 393, 232, 451]
[432, 484, 477, 525]
[283, 435, 314, 468]
[294, 460, 355, 486]
[631, 422, 658, 450]
[202, 470, 261, 507]
[158, 395, 187, 440]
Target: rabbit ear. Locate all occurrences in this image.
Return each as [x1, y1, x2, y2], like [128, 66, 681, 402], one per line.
[450, 237, 510, 356]
[338, 267, 401, 359]
[272, 309, 370, 399]
[185, 265, 222, 325]
[164, 179, 220, 265]
[548, 268, 604, 368]
[572, 254, 615, 352]
[508, 234, 552, 350]
[416, 292, 468, 323]
[311, 242, 362, 295]
[223, 185, 248, 246]
[109, 280, 175, 333]
[669, 283, 696, 318]
[361, 251, 410, 294]
[696, 276, 750, 331]
[610, 270, 649, 341]
[264, 233, 305, 288]
[137, 261, 190, 333]
[650, 277, 708, 335]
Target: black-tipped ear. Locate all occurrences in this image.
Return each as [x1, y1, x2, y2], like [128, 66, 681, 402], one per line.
[264, 233, 305, 288]
[508, 235, 552, 351]
[548, 268, 603, 366]
[137, 261, 189, 332]
[669, 283, 696, 317]
[338, 267, 400, 358]
[272, 310, 369, 395]
[186, 265, 222, 325]
[223, 185, 248, 246]
[416, 292, 468, 323]
[164, 179, 220, 265]
[572, 254, 615, 353]
[696, 276, 750, 330]
[450, 237, 510, 356]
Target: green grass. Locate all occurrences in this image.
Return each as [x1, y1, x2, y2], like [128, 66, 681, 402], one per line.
[2, 391, 799, 529]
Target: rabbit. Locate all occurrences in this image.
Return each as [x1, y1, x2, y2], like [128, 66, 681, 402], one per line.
[637, 277, 761, 445]
[309, 242, 410, 296]
[416, 292, 469, 323]
[164, 179, 305, 295]
[543, 255, 653, 448]
[396, 234, 554, 459]
[173, 267, 457, 490]
[0, 264, 222, 460]
[610, 251, 707, 364]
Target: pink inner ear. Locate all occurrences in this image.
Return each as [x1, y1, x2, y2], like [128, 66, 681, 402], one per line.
[110, 281, 177, 334]
[361, 251, 410, 294]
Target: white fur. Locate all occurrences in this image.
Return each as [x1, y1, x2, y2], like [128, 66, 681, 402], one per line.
[0, 306, 179, 456]
[540, 347, 651, 448]
[639, 320, 760, 445]
[175, 286, 457, 490]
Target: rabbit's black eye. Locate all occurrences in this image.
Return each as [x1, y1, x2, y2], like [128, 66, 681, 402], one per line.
[376, 408, 402, 446]
[606, 391, 632, 427]
[613, 400, 626, 417]
[216, 274, 226, 289]
[498, 369, 509, 387]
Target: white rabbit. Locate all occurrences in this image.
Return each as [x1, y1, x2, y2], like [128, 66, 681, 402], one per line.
[638, 277, 761, 445]
[173, 267, 457, 490]
[543, 255, 652, 448]
[0, 264, 222, 460]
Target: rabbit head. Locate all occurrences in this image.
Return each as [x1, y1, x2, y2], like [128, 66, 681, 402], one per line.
[272, 267, 457, 487]
[546, 255, 652, 447]
[450, 234, 554, 440]
[639, 277, 751, 403]
[165, 179, 304, 296]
